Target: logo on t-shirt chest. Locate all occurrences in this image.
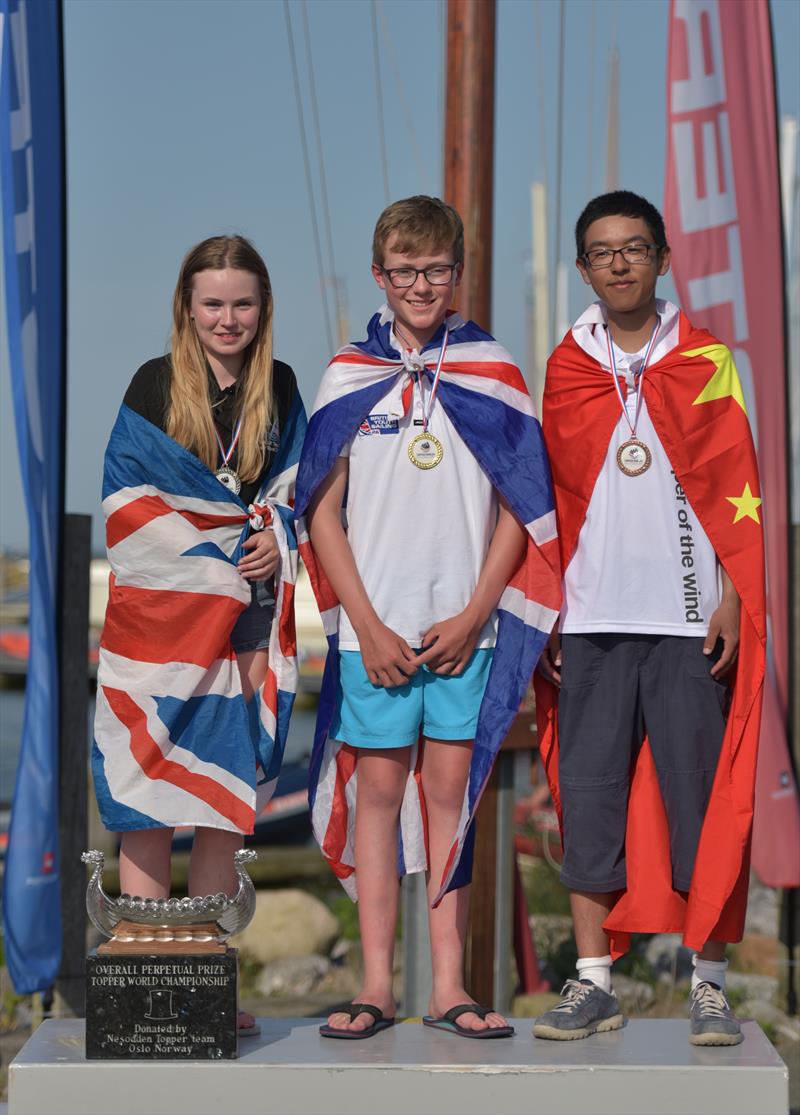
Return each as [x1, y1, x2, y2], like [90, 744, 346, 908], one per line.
[358, 415, 400, 436]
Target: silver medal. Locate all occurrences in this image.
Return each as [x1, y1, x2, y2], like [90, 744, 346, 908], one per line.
[215, 466, 242, 494]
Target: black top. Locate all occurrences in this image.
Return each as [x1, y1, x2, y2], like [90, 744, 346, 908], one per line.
[123, 355, 299, 507]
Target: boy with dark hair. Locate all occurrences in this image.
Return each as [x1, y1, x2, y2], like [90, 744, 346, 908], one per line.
[296, 195, 560, 1039]
[533, 190, 765, 1046]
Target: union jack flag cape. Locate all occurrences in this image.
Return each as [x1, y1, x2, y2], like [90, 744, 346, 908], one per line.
[296, 306, 561, 903]
[92, 394, 306, 834]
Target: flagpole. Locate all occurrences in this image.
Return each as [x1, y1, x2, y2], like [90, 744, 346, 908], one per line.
[443, 0, 504, 1010]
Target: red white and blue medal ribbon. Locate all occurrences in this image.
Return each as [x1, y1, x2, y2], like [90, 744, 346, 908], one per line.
[606, 319, 659, 477]
[214, 415, 243, 494]
[408, 326, 449, 469]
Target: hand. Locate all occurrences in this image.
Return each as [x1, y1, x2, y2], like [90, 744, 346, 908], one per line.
[416, 611, 481, 676]
[358, 620, 419, 688]
[537, 629, 562, 686]
[704, 595, 740, 678]
[238, 529, 280, 582]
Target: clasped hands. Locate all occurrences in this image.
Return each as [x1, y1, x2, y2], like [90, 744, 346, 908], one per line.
[237, 528, 280, 582]
[358, 612, 481, 688]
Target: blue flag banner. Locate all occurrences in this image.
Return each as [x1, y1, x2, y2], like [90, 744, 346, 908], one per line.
[0, 0, 65, 993]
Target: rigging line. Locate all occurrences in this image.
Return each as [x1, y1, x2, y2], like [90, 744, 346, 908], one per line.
[532, 0, 549, 189]
[371, 0, 390, 204]
[300, 0, 343, 342]
[283, 0, 334, 353]
[586, 0, 595, 197]
[376, 0, 427, 190]
[551, 0, 566, 351]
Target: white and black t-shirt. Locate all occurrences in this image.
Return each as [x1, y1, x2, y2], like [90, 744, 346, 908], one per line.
[337, 343, 499, 651]
[560, 300, 720, 637]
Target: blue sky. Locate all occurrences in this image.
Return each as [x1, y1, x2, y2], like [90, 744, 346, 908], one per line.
[1, 0, 799, 551]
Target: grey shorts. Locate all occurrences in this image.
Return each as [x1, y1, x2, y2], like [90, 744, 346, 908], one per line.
[230, 578, 275, 654]
[557, 633, 729, 894]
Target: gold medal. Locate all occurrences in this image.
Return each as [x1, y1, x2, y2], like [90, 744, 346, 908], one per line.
[616, 438, 651, 477]
[408, 432, 443, 469]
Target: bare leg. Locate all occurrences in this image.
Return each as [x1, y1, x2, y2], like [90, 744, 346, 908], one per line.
[202, 645, 265, 1031]
[236, 648, 268, 703]
[570, 890, 620, 958]
[119, 829, 174, 898]
[697, 940, 726, 962]
[326, 748, 410, 1032]
[188, 827, 243, 897]
[423, 738, 507, 1032]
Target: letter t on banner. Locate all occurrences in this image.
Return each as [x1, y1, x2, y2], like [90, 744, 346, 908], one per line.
[0, 0, 66, 993]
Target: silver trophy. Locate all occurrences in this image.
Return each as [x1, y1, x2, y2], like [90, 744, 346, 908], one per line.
[82, 848, 257, 953]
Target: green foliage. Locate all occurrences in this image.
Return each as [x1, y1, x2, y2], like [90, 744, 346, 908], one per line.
[723, 984, 748, 1011]
[518, 856, 571, 916]
[331, 896, 361, 942]
[237, 951, 263, 997]
[547, 936, 579, 985]
[613, 936, 658, 985]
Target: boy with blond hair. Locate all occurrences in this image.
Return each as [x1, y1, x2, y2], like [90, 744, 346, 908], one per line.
[296, 196, 560, 1038]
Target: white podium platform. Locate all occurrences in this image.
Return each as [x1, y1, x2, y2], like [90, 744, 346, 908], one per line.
[9, 1017, 788, 1115]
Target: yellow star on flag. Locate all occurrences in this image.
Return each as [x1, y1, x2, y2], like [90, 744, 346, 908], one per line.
[685, 344, 747, 413]
[726, 482, 762, 525]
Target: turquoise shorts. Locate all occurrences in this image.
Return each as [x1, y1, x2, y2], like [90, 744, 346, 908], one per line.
[330, 648, 494, 748]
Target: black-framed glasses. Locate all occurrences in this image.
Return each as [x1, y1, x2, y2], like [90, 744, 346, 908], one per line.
[381, 263, 458, 288]
[582, 243, 657, 270]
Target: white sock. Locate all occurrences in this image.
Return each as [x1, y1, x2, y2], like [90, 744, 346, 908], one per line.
[692, 955, 728, 991]
[576, 954, 613, 993]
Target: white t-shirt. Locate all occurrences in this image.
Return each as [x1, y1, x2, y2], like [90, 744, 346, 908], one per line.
[337, 344, 499, 651]
[561, 301, 720, 636]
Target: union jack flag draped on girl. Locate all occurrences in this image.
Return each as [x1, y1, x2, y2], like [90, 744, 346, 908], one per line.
[93, 395, 306, 835]
[296, 306, 561, 902]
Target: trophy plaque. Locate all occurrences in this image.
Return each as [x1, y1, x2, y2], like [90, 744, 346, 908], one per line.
[82, 848, 257, 1060]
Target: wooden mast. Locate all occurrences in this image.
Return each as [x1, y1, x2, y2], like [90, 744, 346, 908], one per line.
[444, 0, 496, 330]
[444, 0, 499, 1007]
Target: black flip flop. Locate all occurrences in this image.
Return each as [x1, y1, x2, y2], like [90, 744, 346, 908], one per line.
[319, 1002, 396, 1040]
[423, 1003, 515, 1038]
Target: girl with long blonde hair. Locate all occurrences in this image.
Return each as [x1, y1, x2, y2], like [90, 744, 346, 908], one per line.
[95, 236, 306, 1037]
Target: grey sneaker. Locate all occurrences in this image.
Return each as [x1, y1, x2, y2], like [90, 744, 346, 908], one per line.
[532, 979, 624, 1040]
[689, 981, 743, 1046]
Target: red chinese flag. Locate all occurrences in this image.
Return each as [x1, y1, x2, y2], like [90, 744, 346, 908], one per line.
[665, 0, 800, 886]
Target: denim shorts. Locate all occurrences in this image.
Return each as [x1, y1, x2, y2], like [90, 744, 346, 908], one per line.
[230, 578, 275, 653]
[331, 648, 494, 748]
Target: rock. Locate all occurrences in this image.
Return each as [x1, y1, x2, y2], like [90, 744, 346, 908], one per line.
[726, 971, 778, 1004]
[744, 872, 780, 937]
[612, 974, 655, 1014]
[330, 938, 365, 979]
[512, 992, 560, 1018]
[231, 889, 340, 964]
[529, 914, 574, 959]
[729, 933, 781, 976]
[644, 934, 694, 982]
[739, 999, 800, 1043]
[257, 955, 331, 997]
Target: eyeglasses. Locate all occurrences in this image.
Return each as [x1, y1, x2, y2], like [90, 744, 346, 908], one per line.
[582, 244, 657, 270]
[381, 264, 458, 288]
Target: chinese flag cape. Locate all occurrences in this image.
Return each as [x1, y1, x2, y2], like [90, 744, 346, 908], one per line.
[533, 312, 766, 956]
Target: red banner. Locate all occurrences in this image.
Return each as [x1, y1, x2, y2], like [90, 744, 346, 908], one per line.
[665, 0, 800, 887]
